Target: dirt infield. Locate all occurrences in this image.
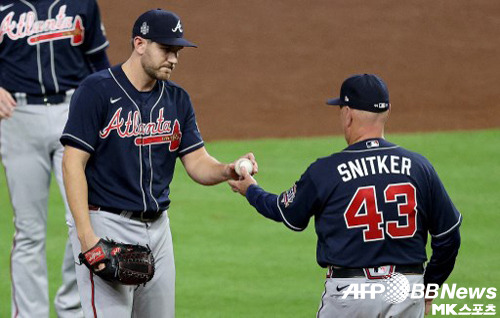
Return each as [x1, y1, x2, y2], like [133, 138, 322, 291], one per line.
[99, 0, 499, 140]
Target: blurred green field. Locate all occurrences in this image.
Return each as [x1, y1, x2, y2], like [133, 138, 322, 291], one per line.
[0, 129, 499, 317]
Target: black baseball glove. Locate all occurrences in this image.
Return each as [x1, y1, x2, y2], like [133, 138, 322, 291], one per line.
[79, 238, 155, 285]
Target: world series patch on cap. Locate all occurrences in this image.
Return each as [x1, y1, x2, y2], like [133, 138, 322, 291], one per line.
[326, 74, 390, 113]
[132, 9, 197, 47]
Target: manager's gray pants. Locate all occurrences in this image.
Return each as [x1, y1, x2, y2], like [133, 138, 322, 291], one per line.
[317, 275, 425, 318]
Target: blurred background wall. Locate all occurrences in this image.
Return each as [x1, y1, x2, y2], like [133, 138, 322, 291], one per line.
[99, 0, 500, 140]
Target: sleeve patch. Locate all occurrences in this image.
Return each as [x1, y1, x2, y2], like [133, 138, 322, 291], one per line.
[281, 184, 297, 208]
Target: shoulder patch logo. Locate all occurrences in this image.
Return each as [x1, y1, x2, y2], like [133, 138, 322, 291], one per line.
[280, 184, 297, 208]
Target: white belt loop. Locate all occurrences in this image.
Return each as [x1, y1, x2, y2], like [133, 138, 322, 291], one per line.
[120, 211, 134, 219]
[65, 89, 75, 103]
[14, 92, 27, 106]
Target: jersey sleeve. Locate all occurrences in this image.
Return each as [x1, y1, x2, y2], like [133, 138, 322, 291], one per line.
[276, 169, 322, 230]
[246, 166, 321, 231]
[177, 93, 204, 156]
[424, 227, 461, 286]
[60, 82, 105, 153]
[427, 165, 463, 237]
[82, 0, 109, 55]
[86, 50, 111, 72]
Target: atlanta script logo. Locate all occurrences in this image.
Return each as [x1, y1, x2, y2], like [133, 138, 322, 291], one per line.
[100, 108, 182, 152]
[0, 5, 84, 45]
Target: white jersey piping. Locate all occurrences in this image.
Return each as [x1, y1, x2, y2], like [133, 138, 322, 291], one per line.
[147, 81, 165, 211]
[342, 145, 400, 153]
[108, 68, 148, 212]
[85, 41, 109, 55]
[48, 0, 60, 93]
[178, 141, 204, 154]
[61, 133, 95, 151]
[432, 214, 462, 238]
[276, 196, 303, 231]
[20, 0, 45, 94]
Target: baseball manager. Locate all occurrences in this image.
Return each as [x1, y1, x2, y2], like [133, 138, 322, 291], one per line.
[229, 74, 462, 317]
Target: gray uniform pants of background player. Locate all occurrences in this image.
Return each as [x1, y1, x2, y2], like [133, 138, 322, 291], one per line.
[317, 275, 425, 318]
[0, 100, 82, 318]
[69, 210, 176, 318]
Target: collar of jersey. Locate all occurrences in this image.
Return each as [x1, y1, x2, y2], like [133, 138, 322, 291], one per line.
[342, 138, 397, 152]
[112, 64, 162, 103]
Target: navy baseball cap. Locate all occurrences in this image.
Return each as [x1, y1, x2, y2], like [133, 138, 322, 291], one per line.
[326, 74, 390, 113]
[132, 9, 197, 47]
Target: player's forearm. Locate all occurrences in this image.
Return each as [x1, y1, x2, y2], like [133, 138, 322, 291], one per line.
[62, 148, 98, 249]
[424, 228, 461, 286]
[189, 156, 229, 185]
[182, 148, 231, 185]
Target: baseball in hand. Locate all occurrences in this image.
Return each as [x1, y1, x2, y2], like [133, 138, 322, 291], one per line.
[235, 158, 253, 176]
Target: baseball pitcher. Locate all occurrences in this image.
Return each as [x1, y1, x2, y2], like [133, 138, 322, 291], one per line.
[61, 9, 257, 317]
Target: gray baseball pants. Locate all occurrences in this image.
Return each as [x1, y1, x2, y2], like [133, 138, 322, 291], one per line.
[317, 274, 425, 317]
[0, 98, 82, 318]
[68, 209, 176, 318]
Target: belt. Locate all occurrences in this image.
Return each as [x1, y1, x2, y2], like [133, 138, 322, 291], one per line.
[327, 264, 424, 279]
[88, 205, 162, 222]
[11, 90, 73, 105]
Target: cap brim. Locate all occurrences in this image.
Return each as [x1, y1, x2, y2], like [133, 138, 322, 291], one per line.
[326, 98, 344, 106]
[153, 37, 198, 47]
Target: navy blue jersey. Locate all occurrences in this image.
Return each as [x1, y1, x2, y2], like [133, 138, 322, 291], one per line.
[247, 138, 462, 268]
[0, 0, 108, 94]
[61, 64, 204, 212]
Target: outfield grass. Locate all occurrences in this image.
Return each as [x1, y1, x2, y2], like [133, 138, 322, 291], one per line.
[0, 129, 499, 317]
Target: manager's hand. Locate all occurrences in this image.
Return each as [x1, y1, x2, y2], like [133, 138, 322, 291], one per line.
[228, 166, 258, 196]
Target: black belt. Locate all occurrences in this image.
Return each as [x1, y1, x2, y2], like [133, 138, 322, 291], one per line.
[12, 92, 67, 105]
[327, 264, 424, 279]
[88, 205, 162, 222]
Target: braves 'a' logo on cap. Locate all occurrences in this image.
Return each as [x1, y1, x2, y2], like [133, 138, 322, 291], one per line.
[171, 20, 183, 33]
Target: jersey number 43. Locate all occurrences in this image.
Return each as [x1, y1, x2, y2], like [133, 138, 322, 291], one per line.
[344, 183, 417, 242]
